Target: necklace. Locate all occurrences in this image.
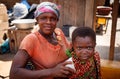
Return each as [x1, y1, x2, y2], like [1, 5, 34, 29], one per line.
[38, 30, 58, 45]
[70, 52, 97, 79]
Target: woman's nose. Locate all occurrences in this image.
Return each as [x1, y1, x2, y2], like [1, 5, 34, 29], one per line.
[46, 19, 51, 23]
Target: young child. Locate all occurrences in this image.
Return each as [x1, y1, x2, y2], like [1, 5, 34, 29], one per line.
[68, 27, 101, 79]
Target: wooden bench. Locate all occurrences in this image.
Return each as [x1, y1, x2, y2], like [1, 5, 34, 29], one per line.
[101, 59, 120, 79]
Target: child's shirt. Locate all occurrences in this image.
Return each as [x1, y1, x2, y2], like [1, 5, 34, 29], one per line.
[70, 51, 101, 79]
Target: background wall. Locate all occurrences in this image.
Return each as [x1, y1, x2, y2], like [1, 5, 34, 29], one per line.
[0, 0, 39, 9]
[0, 0, 96, 28]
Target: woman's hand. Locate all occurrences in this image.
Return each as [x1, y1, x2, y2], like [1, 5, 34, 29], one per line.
[50, 61, 75, 78]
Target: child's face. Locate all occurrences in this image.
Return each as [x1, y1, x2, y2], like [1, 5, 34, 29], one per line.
[72, 36, 95, 61]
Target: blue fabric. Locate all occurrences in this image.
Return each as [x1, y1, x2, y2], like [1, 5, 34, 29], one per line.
[20, 0, 31, 10]
[0, 39, 10, 54]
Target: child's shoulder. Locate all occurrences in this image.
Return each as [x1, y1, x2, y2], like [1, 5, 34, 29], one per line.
[94, 51, 100, 63]
[94, 51, 100, 57]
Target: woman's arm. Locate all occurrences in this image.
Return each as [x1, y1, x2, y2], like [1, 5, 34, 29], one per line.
[10, 50, 74, 79]
[10, 49, 42, 79]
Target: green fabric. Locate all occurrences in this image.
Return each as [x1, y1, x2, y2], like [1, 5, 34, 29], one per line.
[66, 49, 72, 57]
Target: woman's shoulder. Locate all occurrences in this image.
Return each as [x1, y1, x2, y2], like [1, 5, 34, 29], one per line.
[23, 32, 39, 42]
[19, 31, 39, 50]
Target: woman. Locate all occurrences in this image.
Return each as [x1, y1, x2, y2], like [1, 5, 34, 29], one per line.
[10, 2, 74, 79]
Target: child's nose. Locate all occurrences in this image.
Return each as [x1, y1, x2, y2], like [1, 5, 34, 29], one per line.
[81, 49, 89, 53]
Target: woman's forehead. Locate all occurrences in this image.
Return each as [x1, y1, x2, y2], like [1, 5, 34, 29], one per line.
[38, 12, 57, 17]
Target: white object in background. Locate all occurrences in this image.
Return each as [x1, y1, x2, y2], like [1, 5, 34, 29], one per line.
[13, 3, 28, 19]
[65, 57, 76, 71]
[69, 26, 77, 39]
[12, 19, 36, 29]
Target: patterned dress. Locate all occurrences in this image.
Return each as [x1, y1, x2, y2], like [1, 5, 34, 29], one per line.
[69, 51, 101, 79]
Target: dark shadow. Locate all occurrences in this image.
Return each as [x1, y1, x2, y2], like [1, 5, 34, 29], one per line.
[96, 32, 104, 36]
[0, 53, 15, 61]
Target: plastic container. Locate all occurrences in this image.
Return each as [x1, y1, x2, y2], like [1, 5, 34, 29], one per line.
[12, 19, 36, 29]
[97, 6, 112, 15]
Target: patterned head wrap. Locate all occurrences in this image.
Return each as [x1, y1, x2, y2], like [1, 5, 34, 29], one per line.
[34, 2, 60, 19]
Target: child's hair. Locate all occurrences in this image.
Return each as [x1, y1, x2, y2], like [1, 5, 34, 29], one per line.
[72, 26, 96, 43]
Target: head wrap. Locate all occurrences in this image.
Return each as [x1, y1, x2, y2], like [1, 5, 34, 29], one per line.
[34, 2, 60, 19]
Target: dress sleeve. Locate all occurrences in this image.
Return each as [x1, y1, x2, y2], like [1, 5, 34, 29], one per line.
[19, 33, 36, 56]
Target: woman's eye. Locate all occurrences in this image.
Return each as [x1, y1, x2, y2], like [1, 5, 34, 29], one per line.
[40, 17, 47, 20]
[39, 17, 57, 22]
[50, 17, 57, 21]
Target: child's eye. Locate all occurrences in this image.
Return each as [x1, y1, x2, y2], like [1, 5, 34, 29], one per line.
[76, 47, 82, 50]
[76, 46, 94, 50]
[87, 46, 94, 50]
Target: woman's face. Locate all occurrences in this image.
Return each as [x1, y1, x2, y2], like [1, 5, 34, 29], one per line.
[72, 36, 95, 61]
[36, 12, 58, 35]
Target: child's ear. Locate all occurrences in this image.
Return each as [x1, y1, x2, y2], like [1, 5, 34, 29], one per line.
[95, 43, 96, 46]
[69, 42, 72, 49]
[70, 42, 74, 52]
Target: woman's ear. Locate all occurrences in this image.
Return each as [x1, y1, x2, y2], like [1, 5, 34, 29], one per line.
[36, 17, 39, 24]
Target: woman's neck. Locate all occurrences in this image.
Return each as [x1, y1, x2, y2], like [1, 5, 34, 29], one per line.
[38, 30, 58, 45]
[39, 30, 53, 39]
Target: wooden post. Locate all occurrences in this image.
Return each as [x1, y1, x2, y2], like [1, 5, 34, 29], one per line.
[85, 0, 97, 29]
[109, 0, 119, 60]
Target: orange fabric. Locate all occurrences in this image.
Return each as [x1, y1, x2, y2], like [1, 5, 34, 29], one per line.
[19, 28, 69, 70]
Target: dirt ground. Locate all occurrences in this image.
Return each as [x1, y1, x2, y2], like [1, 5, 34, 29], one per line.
[0, 23, 14, 79]
[0, 53, 14, 79]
